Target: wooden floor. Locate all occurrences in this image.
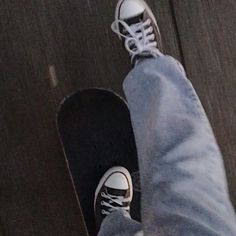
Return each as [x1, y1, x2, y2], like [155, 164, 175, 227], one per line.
[0, 0, 235, 235]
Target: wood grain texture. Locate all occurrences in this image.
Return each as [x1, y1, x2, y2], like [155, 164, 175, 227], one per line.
[172, 0, 236, 207]
[0, 1, 88, 235]
[0, 0, 179, 235]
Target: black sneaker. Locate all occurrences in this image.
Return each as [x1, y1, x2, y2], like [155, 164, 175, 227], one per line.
[111, 0, 162, 65]
[94, 166, 133, 229]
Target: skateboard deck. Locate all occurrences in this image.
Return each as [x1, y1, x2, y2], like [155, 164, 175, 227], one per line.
[57, 89, 140, 236]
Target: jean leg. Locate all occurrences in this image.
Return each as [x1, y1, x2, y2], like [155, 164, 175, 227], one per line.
[123, 55, 236, 236]
[98, 210, 142, 236]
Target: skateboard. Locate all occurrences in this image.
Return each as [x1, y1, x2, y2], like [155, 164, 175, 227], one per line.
[57, 89, 140, 236]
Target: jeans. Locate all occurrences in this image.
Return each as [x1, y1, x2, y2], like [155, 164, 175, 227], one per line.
[98, 54, 236, 236]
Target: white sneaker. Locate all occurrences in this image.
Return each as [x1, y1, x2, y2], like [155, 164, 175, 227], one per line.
[111, 0, 162, 65]
[94, 166, 133, 229]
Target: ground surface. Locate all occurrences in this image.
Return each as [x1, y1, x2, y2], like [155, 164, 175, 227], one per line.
[0, 0, 235, 235]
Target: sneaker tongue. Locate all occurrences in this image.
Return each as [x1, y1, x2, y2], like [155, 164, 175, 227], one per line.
[105, 187, 129, 208]
[106, 187, 127, 196]
[124, 13, 144, 25]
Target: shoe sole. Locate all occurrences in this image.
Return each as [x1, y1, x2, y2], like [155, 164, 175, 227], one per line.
[94, 166, 133, 211]
[114, 0, 161, 40]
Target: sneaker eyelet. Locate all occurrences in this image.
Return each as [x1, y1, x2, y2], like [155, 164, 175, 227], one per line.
[101, 201, 104, 205]
[101, 192, 105, 197]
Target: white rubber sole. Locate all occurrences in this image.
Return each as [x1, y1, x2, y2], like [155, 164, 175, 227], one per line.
[114, 0, 161, 39]
[94, 166, 133, 211]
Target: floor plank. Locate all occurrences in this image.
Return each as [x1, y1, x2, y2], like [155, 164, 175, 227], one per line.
[172, 0, 236, 207]
[0, 1, 87, 235]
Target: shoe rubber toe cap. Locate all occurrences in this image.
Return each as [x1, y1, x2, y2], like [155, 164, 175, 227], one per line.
[119, 0, 145, 20]
[105, 173, 129, 190]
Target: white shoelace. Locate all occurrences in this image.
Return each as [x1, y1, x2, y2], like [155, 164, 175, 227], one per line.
[101, 191, 130, 215]
[111, 19, 161, 63]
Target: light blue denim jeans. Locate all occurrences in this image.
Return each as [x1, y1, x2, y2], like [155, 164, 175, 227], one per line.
[98, 54, 236, 236]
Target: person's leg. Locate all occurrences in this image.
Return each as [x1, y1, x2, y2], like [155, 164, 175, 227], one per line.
[99, 0, 236, 235]
[123, 55, 236, 235]
[98, 210, 142, 236]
